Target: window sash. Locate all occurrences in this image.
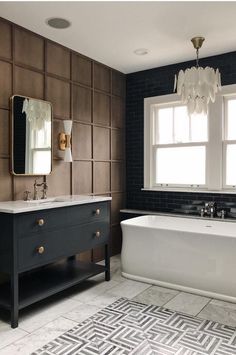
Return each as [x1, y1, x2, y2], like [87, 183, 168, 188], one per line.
[224, 96, 236, 141]
[222, 141, 236, 188]
[222, 95, 236, 187]
[152, 143, 208, 188]
[154, 104, 208, 145]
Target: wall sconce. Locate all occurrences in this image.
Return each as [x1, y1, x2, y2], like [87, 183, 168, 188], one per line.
[58, 120, 73, 162]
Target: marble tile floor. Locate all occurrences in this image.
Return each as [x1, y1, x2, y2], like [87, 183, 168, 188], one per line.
[0, 254, 236, 354]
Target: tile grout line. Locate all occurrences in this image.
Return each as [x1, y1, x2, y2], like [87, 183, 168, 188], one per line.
[161, 290, 181, 307]
[130, 284, 155, 301]
[18, 300, 83, 334]
[0, 328, 30, 351]
[67, 278, 122, 304]
[0, 316, 79, 353]
[195, 298, 213, 318]
[4, 284, 122, 354]
[0, 294, 86, 350]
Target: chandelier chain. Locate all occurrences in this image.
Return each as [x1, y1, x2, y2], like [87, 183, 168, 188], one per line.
[196, 48, 199, 67]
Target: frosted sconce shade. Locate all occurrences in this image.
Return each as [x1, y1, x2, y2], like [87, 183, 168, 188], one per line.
[63, 120, 72, 135]
[64, 147, 73, 162]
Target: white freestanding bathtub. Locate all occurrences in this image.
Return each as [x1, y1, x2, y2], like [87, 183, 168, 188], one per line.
[121, 215, 236, 302]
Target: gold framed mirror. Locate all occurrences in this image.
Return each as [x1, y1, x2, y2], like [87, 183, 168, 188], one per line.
[11, 95, 53, 176]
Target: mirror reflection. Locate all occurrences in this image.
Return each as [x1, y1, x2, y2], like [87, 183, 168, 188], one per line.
[12, 95, 52, 175]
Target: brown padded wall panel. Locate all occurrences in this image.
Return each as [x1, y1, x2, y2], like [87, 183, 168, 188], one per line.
[0, 17, 125, 261]
[73, 161, 92, 194]
[94, 63, 111, 93]
[0, 20, 12, 59]
[93, 92, 110, 126]
[72, 54, 92, 87]
[47, 42, 70, 79]
[112, 96, 124, 128]
[111, 162, 124, 192]
[46, 76, 70, 118]
[15, 66, 44, 99]
[73, 85, 92, 123]
[94, 162, 110, 194]
[93, 126, 110, 160]
[0, 61, 12, 109]
[112, 71, 125, 97]
[73, 122, 92, 160]
[46, 160, 71, 196]
[0, 110, 9, 157]
[15, 28, 44, 70]
[111, 129, 124, 160]
[0, 159, 12, 201]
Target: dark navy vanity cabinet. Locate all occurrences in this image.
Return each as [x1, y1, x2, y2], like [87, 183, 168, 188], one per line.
[0, 200, 110, 328]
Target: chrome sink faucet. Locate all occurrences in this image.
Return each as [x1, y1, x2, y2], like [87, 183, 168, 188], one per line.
[200, 202, 217, 218]
[33, 179, 48, 200]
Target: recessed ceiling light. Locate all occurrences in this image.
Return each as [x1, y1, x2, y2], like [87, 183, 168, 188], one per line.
[46, 18, 71, 29]
[134, 48, 149, 56]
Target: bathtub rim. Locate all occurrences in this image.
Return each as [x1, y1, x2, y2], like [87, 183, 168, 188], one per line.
[121, 215, 236, 238]
[121, 271, 236, 304]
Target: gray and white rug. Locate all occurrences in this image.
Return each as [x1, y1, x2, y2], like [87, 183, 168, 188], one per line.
[32, 298, 236, 354]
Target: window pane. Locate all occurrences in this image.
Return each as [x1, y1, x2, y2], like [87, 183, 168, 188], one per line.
[191, 113, 208, 142]
[174, 106, 189, 143]
[156, 146, 206, 185]
[226, 144, 236, 185]
[33, 151, 51, 175]
[156, 107, 173, 144]
[226, 99, 236, 140]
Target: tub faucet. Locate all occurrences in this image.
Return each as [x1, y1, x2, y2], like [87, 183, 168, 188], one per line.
[210, 205, 215, 218]
[201, 202, 217, 218]
[200, 208, 204, 217]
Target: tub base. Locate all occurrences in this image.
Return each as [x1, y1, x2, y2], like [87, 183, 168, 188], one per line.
[122, 271, 236, 304]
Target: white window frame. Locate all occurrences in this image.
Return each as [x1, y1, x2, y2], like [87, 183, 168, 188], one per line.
[144, 84, 236, 194]
[222, 94, 236, 189]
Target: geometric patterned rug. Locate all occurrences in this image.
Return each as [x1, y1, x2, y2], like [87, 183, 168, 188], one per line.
[32, 298, 236, 354]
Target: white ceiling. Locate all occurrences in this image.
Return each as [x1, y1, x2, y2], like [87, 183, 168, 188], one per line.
[1, 1, 236, 74]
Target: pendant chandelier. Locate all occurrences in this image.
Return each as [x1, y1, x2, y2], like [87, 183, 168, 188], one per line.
[174, 36, 221, 116]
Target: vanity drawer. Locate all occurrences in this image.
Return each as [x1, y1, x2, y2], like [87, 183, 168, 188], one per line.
[18, 221, 109, 271]
[15, 202, 109, 237]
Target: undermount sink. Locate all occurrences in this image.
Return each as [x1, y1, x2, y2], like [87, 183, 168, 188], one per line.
[24, 198, 56, 204]
[23, 197, 72, 204]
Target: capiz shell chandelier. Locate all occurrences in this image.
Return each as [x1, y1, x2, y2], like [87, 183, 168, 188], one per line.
[174, 36, 221, 116]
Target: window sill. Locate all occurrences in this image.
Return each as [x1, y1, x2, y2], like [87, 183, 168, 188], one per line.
[142, 187, 236, 195]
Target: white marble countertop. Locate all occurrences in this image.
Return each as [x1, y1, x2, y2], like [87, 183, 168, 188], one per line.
[0, 195, 112, 214]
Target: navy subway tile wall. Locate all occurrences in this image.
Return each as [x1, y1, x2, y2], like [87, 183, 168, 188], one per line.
[126, 51, 236, 212]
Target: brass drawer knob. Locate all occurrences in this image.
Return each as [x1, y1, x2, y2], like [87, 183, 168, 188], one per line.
[37, 246, 45, 254]
[95, 230, 101, 238]
[37, 219, 45, 226]
[95, 208, 101, 216]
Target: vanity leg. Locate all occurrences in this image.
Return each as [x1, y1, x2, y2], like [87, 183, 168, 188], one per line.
[11, 273, 19, 328]
[105, 244, 110, 281]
